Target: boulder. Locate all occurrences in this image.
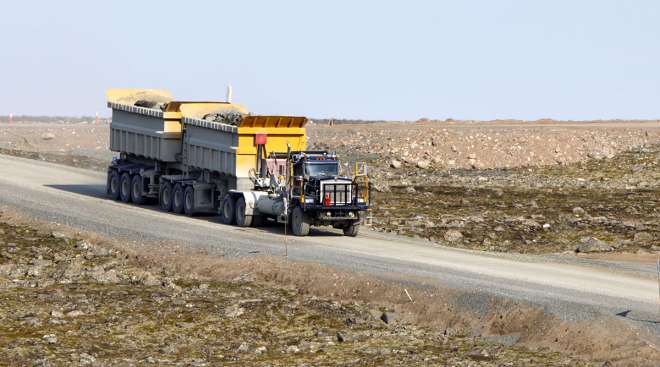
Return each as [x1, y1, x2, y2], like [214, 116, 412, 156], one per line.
[576, 237, 613, 253]
[41, 132, 55, 140]
[444, 230, 464, 243]
[572, 207, 586, 216]
[416, 160, 431, 169]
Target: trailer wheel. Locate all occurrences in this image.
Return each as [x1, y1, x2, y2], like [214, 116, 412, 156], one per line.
[119, 172, 132, 203]
[221, 196, 236, 225]
[160, 182, 173, 212]
[173, 183, 184, 214]
[291, 206, 310, 236]
[107, 170, 120, 200]
[184, 186, 195, 216]
[343, 223, 360, 237]
[131, 175, 145, 205]
[235, 197, 252, 227]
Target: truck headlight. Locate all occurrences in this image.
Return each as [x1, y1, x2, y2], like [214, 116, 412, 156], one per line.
[348, 211, 355, 218]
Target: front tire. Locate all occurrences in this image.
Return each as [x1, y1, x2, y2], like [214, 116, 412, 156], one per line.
[131, 175, 145, 205]
[343, 223, 360, 237]
[119, 172, 132, 203]
[173, 183, 184, 214]
[221, 195, 236, 225]
[235, 197, 252, 227]
[107, 170, 120, 200]
[291, 206, 310, 236]
[160, 182, 173, 212]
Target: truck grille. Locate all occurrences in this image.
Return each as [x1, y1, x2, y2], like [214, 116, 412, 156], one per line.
[321, 181, 352, 205]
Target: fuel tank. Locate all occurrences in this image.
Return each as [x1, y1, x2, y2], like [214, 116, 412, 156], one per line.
[255, 194, 286, 217]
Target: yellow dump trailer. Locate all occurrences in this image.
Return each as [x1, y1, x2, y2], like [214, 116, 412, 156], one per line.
[181, 113, 307, 191]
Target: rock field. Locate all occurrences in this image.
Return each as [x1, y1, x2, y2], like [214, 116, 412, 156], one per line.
[0, 219, 586, 366]
[369, 144, 659, 254]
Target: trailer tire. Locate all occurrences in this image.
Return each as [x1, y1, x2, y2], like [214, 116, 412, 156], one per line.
[184, 186, 195, 216]
[107, 170, 120, 200]
[119, 172, 132, 203]
[291, 206, 310, 236]
[173, 183, 184, 214]
[160, 182, 173, 212]
[221, 196, 236, 225]
[235, 197, 252, 227]
[131, 175, 145, 205]
[343, 223, 360, 237]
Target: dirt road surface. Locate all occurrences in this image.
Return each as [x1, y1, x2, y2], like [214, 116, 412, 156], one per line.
[1, 153, 659, 349]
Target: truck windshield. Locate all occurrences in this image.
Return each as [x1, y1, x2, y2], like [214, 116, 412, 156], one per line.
[305, 162, 338, 176]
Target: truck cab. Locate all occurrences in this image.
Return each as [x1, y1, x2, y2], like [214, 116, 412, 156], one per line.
[288, 151, 369, 236]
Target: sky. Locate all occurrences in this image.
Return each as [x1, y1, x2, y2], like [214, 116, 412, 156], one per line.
[1, 0, 659, 120]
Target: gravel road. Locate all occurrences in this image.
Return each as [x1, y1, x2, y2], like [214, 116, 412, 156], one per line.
[0, 153, 658, 341]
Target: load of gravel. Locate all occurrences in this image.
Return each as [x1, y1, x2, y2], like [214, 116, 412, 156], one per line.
[134, 99, 168, 111]
[202, 110, 244, 126]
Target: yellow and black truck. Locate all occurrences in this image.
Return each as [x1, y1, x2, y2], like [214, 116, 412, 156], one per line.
[105, 89, 369, 236]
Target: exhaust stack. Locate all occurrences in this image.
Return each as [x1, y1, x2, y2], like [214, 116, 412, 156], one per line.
[226, 85, 233, 103]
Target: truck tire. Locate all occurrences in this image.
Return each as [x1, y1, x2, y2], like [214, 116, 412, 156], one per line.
[173, 183, 184, 214]
[107, 170, 120, 200]
[119, 172, 132, 203]
[235, 197, 252, 227]
[221, 196, 236, 225]
[160, 182, 173, 212]
[131, 175, 145, 205]
[291, 206, 310, 236]
[183, 186, 195, 216]
[343, 223, 360, 237]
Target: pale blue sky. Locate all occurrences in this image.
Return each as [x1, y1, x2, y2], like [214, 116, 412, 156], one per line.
[1, 0, 659, 120]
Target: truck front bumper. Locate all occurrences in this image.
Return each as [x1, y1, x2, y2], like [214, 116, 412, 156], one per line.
[304, 204, 369, 221]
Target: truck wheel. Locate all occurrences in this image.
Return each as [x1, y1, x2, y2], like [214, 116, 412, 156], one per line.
[107, 170, 120, 200]
[131, 175, 145, 205]
[235, 197, 252, 227]
[291, 206, 310, 236]
[221, 196, 236, 225]
[184, 186, 195, 216]
[173, 183, 184, 214]
[119, 172, 132, 203]
[343, 223, 360, 237]
[160, 182, 173, 212]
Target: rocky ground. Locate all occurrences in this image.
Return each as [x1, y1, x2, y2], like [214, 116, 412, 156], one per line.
[368, 144, 659, 254]
[0, 118, 658, 255]
[308, 120, 660, 170]
[0, 218, 587, 366]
